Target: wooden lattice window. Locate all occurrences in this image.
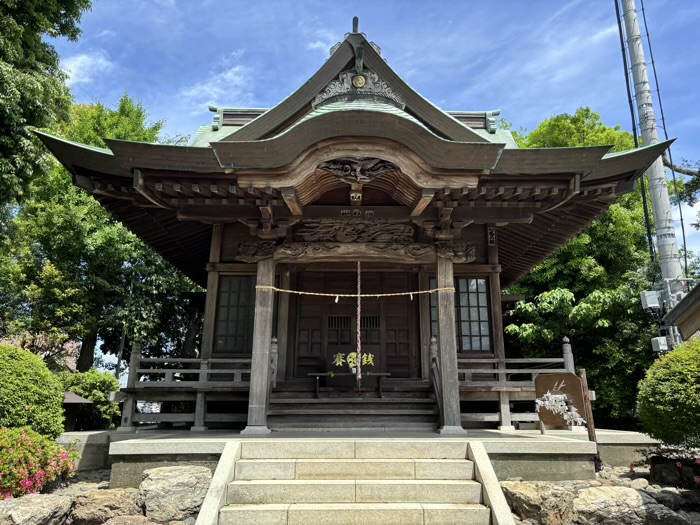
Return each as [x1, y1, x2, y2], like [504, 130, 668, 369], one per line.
[214, 276, 256, 354]
[430, 277, 491, 352]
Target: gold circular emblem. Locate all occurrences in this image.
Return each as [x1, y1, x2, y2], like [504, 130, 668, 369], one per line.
[352, 75, 366, 88]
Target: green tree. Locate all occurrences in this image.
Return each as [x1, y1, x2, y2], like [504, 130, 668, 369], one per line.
[0, 94, 201, 371]
[505, 108, 659, 426]
[0, 0, 91, 203]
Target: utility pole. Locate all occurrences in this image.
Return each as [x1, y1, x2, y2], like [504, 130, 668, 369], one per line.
[621, 0, 684, 302]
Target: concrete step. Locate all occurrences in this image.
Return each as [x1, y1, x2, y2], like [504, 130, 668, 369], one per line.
[234, 458, 474, 480]
[227, 479, 481, 505]
[219, 503, 490, 525]
[240, 439, 469, 460]
[355, 480, 482, 504]
[228, 479, 356, 504]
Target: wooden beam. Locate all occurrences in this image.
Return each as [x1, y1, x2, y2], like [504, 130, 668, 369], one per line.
[274, 243, 437, 265]
[411, 189, 436, 217]
[281, 187, 303, 215]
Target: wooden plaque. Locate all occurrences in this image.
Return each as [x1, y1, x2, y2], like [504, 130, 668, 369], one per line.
[534, 373, 586, 428]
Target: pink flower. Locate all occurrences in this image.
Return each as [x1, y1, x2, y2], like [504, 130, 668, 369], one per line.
[695, 459, 700, 465]
[19, 479, 33, 489]
[695, 476, 700, 486]
[676, 461, 683, 468]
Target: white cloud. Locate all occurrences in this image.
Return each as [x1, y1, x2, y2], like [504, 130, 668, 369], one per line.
[180, 64, 256, 112]
[62, 52, 115, 87]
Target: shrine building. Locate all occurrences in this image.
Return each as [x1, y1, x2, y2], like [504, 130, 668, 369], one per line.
[38, 24, 670, 435]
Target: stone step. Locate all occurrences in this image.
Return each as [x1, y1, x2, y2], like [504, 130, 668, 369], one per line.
[240, 439, 469, 460]
[227, 479, 481, 505]
[234, 458, 474, 480]
[355, 480, 482, 504]
[219, 503, 490, 525]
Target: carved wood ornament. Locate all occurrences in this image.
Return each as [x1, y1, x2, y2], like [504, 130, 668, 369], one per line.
[235, 241, 276, 262]
[296, 219, 414, 243]
[317, 157, 399, 185]
[435, 241, 476, 263]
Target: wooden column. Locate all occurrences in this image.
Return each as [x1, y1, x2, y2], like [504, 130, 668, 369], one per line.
[201, 224, 222, 359]
[191, 359, 208, 432]
[116, 343, 141, 433]
[418, 272, 432, 381]
[241, 257, 276, 435]
[487, 225, 513, 430]
[275, 269, 291, 382]
[436, 256, 467, 434]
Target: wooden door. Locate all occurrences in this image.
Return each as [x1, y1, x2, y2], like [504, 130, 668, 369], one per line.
[291, 271, 419, 379]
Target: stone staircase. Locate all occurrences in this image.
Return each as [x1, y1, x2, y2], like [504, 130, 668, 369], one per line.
[218, 439, 491, 525]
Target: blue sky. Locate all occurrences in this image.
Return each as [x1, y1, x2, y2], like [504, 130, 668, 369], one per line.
[52, 0, 700, 260]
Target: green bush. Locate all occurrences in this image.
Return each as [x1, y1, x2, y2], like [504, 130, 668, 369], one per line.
[637, 338, 700, 448]
[60, 369, 120, 430]
[0, 427, 78, 499]
[0, 343, 64, 438]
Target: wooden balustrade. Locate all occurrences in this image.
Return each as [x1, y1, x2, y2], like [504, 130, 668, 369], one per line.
[133, 357, 252, 388]
[457, 357, 568, 390]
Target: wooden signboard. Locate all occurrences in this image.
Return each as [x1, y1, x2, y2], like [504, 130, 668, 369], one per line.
[534, 373, 586, 429]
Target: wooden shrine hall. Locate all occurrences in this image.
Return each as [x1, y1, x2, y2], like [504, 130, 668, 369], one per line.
[39, 23, 671, 434]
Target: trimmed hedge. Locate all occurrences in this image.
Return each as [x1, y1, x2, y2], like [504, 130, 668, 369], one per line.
[637, 338, 700, 448]
[0, 343, 64, 438]
[60, 368, 120, 430]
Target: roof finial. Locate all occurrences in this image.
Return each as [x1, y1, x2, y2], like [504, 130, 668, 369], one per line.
[352, 16, 359, 33]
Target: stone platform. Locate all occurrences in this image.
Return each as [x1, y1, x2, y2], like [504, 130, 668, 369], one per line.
[56, 427, 656, 487]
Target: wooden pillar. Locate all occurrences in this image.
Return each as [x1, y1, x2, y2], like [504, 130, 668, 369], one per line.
[436, 256, 467, 434]
[241, 257, 276, 435]
[418, 272, 432, 381]
[116, 343, 141, 433]
[201, 224, 222, 359]
[276, 269, 291, 381]
[487, 225, 513, 430]
[562, 337, 575, 373]
[191, 359, 208, 432]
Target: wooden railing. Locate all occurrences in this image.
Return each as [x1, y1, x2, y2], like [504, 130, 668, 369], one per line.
[457, 357, 569, 390]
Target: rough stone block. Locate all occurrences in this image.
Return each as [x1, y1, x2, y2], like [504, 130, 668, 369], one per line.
[295, 459, 414, 480]
[355, 480, 481, 504]
[235, 460, 296, 480]
[414, 459, 474, 480]
[227, 480, 355, 504]
[287, 503, 424, 525]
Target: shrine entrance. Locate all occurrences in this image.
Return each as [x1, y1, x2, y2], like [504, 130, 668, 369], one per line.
[290, 271, 420, 382]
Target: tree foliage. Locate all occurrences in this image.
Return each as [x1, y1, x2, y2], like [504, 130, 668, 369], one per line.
[0, 343, 65, 438]
[637, 338, 700, 448]
[505, 108, 659, 426]
[60, 369, 120, 430]
[0, 0, 91, 203]
[0, 94, 201, 371]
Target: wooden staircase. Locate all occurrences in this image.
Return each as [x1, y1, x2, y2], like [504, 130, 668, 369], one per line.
[267, 381, 439, 430]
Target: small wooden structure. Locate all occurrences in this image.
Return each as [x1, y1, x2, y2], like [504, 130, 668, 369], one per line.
[63, 392, 93, 432]
[39, 25, 670, 434]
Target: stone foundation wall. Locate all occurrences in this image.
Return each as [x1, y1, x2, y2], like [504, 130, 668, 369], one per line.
[110, 454, 220, 488]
